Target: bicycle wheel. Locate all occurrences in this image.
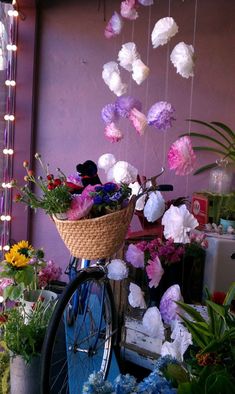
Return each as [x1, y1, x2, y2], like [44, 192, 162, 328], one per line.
[41, 266, 116, 394]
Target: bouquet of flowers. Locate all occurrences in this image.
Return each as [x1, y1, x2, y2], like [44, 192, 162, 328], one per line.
[0, 240, 61, 301]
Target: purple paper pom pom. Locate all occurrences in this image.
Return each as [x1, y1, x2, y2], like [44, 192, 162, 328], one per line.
[101, 103, 119, 124]
[147, 101, 175, 130]
[115, 96, 142, 118]
[138, 0, 154, 5]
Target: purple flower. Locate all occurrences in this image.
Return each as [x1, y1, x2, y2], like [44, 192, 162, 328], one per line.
[147, 101, 175, 130]
[95, 185, 103, 192]
[101, 103, 119, 124]
[125, 244, 145, 268]
[115, 96, 142, 118]
[94, 195, 103, 205]
[103, 182, 117, 193]
[109, 191, 122, 201]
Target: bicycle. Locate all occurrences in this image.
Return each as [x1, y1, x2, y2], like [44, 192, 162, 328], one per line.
[41, 170, 173, 393]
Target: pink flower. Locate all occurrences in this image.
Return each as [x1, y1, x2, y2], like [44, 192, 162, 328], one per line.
[120, 0, 138, 20]
[125, 244, 145, 268]
[104, 122, 124, 143]
[0, 278, 14, 295]
[67, 194, 93, 220]
[168, 136, 196, 176]
[38, 260, 62, 288]
[104, 12, 123, 38]
[129, 108, 147, 135]
[81, 184, 101, 199]
[146, 257, 164, 288]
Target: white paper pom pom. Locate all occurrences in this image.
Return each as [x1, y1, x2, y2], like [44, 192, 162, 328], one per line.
[161, 321, 192, 361]
[129, 181, 146, 211]
[128, 282, 146, 308]
[142, 306, 165, 339]
[102, 61, 127, 96]
[132, 59, 150, 85]
[98, 153, 116, 172]
[144, 191, 165, 222]
[118, 42, 140, 72]
[170, 42, 195, 78]
[107, 259, 129, 281]
[161, 204, 199, 243]
[151, 17, 178, 49]
[111, 161, 138, 184]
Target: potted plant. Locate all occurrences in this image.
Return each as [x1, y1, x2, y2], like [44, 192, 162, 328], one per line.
[219, 196, 235, 232]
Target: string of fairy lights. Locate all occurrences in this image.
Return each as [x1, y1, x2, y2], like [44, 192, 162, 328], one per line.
[0, 1, 18, 253]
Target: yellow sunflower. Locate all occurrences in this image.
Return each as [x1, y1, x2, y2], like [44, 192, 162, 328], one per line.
[5, 249, 30, 268]
[10, 240, 34, 256]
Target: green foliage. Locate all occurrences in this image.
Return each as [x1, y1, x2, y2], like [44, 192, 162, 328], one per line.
[1, 297, 55, 363]
[176, 282, 235, 392]
[0, 342, 9, 394]
[181, 120, 235, 174]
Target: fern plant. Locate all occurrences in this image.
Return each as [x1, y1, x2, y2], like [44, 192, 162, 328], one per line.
[181, 120, 235, 174]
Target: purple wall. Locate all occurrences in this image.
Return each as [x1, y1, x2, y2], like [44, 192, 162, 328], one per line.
[30, 0, 235, 267]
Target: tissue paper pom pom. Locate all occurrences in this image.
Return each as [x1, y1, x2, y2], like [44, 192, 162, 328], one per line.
[120, 0, 139, 20]
[147, 101, 175, 130]
[111, 161, 138, 184]
[118, 42, 140, 72]
[160, 284, 183, 325]
[146, 256, 164, 288]
[98, 153, 116, 172]
[101, 103, 119, 124]
[129, 181, 146, 210]
[151, 17, 178, 49]
[170, 42, 195, 78]
[132, 59, 150, 85]
[161, 204, 199, 243]
[104, 123, 124, 143]
[144, 191, 165, 222]
[142, 306, 165, 338]
[138, 0, 154, 5]
[107, 259, 129, 280]
[67, 195, 93, 220]
[168, 136, 196, 175]
[161, 321, 192, 361]
[129, 108, 147, 136]
[102, 61, 127, 96]
[104, 11, 123, 38]
[128, 282, 146, 308]
[126, 243, 144, 268]
[116, 95, 142, 118]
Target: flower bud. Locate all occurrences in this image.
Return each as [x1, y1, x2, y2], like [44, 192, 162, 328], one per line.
[23, 160, 29, 168]
[47, 174, 53, 181]
[27, 170, 34, 177]
[34, 153, 41, 159]
[14, 193, 22, 202]
[24, 175, 29, 182]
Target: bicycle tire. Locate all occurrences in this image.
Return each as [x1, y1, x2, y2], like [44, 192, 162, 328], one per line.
[41, 266, 116, 394]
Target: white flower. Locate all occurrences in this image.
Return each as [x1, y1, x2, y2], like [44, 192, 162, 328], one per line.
[144, 191, 165, 222]
[109, 161, 138, 184]
[98, 153, 116, 172]
[170, 42, 195, 78]
[151, 17, 178, 48]
[118, 42, 140, 72]
[161, 204, 199, 243]
[142, 306, 165, 339]
[128, 283, 146, 308]
[102, 61, 127, 96]
[132, 59, 150, 85]
[161, 320, 192, 361]
[107, 259, 129, 280]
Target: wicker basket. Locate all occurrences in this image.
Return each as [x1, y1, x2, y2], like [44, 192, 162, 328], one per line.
[53, 197, 136, 260]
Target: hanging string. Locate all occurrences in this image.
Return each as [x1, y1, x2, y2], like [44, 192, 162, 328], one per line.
[142, 5, 152, 177]
[162, 0, 171, 182]
[185, 0, 198, 196]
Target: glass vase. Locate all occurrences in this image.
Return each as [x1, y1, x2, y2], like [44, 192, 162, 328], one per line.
[208, 159, 233, 194]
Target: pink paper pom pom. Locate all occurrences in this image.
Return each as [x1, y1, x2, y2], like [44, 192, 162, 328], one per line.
[104, 122, 124, 143]
[121, 0, 139, 20]
[104, 12, 123, 39]
[146, 256, 164, 288]
[129, 108, 147, 135]
[168, 136, 196, 176]
[125, 243, 145, 268]
[67, 195, 93, 220]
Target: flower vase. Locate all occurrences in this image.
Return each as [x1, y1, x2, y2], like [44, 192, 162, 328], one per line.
[21, 289, 57, 323]
[208, 159, 233, 194]
[10, 355, 41, 394]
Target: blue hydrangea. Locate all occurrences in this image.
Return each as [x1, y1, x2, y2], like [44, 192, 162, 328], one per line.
[136, 370, 176, 394]
[82, 372, 113, 393]
[113, 374, 137, 393]
[109, 191, 122, 202]
[94, 195, 103, 205]
[95, 185, 104, 192]
[154, 356, 179, 374]
[103, 183, 117, 193]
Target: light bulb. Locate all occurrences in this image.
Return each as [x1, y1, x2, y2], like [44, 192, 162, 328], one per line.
[5, 80, 16, 86]
[6, 44, 17, 51]
[1, 183, 6, 188]
[8, 10, 19, 17]
[3, 148, 14, 155]
[4, 114, 15, 121]
[8, 149, 14, 155]
[5, 215, 11, 221]
[3, 245, 10, 251]
[0, 296, 4, 303]
[0, 215, 6, 221]
[6, 183, 12, 188]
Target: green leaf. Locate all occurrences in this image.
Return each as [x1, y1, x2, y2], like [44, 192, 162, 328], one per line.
[4, 283, 24, 300]
[193, 146, 228, 155]
[176, 301, 207, 323]
[15, 266, 34, 286]
[193, 163, 217, 175]
[187, 119, 234, 144]
[178, 314, 209, 348]
[211, 121, 235, 140]
[223, 282, 235, 306]
[206, 300, 226, 319]
[181, 132, 229, 150]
